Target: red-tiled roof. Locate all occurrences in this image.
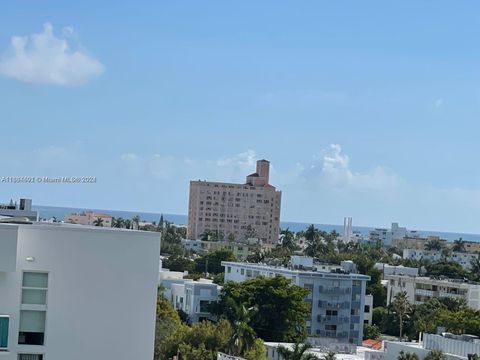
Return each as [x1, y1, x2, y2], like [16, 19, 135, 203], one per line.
[363, 339, 382, 350]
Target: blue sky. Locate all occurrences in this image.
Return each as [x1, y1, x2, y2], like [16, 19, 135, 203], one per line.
[1, 1, 480, 233]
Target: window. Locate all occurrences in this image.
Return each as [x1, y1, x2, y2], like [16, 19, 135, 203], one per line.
[364, 305, 370, 313]
[18, 355, 44, 360]
[227, 267, 231, 273]
[0, 315, 9, 349]
[18, 311, 46, 345]
[241, 269, 245, 275]
[19, 272, 48, 346]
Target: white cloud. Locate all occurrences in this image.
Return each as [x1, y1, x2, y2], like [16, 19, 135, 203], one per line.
[0, 23, 104, 85]
[300, 144, 401, 191]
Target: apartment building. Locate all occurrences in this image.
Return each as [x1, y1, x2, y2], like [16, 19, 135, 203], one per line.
[0, 220, 160, 360]
[63, 211, 113, 227]
[385, 274, 480, 309]
[221, 257, 370, 345]
[187, 159, 282, 244]
[403, 249, 479, 270]
[0, 199, 38, 221]
[392, 236, 448, 251]
[181, 238, 275, 260]
[374, 263, 419, 278]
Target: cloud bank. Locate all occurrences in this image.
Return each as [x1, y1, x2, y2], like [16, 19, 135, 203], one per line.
[0, 23, 104, 85]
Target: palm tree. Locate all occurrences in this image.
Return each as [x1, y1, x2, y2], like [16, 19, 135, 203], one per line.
[224, 298, 257, 356]
[277, 342, 318, 360]
[452, 238, 466, 252]
[424, 350, 447, 360]
[132, 215, 140, 229]
[397, 351, 420, 360]
[392, 291, 411, 341]
[280, 228, 297, 252]
[425, 239, 443, 251]
[93, 217, 104, 227]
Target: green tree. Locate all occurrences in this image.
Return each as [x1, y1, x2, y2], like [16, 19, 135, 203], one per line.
[163, 254, 195, 272]
[214, 276, 310, 342]
[363, 324, 380, 340]
[154, 296, 186, 360]
[397, 351, 420, 360]
[425, 239, 443, 251]
[225, 300, 257, 356]
[243, 338, 268, 360]
[452, 238, 466, 252]
[424, 350, 447, 360]
[280, 228, 297, 253]
[470, 257, 480, 280]
[392, 291, 411, 340]
[323, 352, 337, 360]
[194, 249, 236, 275]
[277, 342, 318, 360]
[93, 217, 104, 226]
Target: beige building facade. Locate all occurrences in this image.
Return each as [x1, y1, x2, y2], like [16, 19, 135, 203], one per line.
[64, 211, 113, 227]
[187, 159, 281, 244]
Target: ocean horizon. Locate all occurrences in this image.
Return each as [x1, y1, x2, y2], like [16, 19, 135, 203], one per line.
[32, 205, 480, 243]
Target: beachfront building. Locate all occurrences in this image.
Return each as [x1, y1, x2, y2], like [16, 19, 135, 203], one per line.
[63, 210, 113, 227]
[0, 220, 160, 360]
[187, 159, 282, 244]
[403, 249, 479, 270]
[385, 274, 480, 310]
[0, 199, 38, 221]
[222, 257, 370, 345]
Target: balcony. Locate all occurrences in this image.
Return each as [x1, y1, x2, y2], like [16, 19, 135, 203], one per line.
[319, 286, 352, 295]
[318, 301, 350, 309]
[317, 315, 350, 324]
[415, 289, 434, 297]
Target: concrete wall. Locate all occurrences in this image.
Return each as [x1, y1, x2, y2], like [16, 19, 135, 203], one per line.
[0, 223, 160, 360]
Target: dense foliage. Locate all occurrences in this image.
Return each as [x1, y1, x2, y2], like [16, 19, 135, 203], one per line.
[213, 276, 311, 343]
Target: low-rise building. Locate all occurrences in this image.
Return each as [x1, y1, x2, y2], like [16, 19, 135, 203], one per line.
[181, 239, 275, 260]
[384, 333, 480, 360]
[159, 268, 221, 324]
[364, 295, 373, 325]
[0, 220, 160, 360]
[463, 241, 480, 254]
[374, 263, 419, 278]
[385, 274, 480, 309]
[222, 257, 370, 345]
[403, 249, 479, 270]
[392, 236, 447, 251]
[63, 211, 113, 227]
[0, 199, 38, 221]
[369, 223, 418, 247]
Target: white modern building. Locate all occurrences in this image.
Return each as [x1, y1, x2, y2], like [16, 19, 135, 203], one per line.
[222, 257, 370, 345]
[403, 249, 479, 270]
[374, 263, 419, 278]
[385, 274, 480, 309]
[369, 223, 418, 247]
[0, 220, 160, 360]
[364, 295, 373, 325]
[159, 268, 221, 324]
[0, 199, 38, 221]
[384, 333, 480, 360]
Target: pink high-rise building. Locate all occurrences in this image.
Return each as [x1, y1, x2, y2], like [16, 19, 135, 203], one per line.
[187, 159, 282, 244]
